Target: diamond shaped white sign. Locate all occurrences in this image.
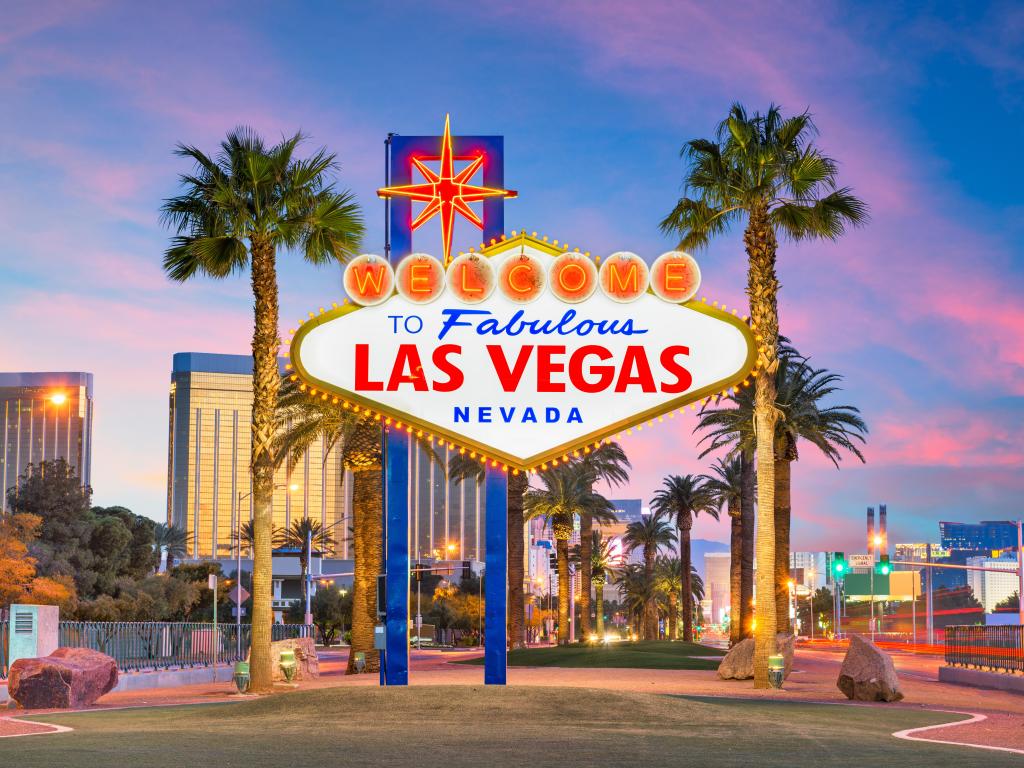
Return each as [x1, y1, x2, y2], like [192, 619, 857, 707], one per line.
[291, 245, 755, 470]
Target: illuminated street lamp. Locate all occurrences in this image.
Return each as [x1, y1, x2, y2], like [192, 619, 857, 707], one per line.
[49, 392, 67, 405]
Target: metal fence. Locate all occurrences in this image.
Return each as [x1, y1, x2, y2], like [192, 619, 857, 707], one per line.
[945, 624, 1024, 674]
[1, 621, 310, 679]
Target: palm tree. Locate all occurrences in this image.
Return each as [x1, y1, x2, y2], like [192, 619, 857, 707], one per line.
[238, 519, 284, 555]
[618, 564, 657, 638]
[570, 443, 630, 637]
[524, 465, 613, 645]
[650, 475, 717, 641]
[280, 518, 338, 610]
[661, 104, 867, 686]
[153, 523, 188, 573]
[572, 530, 619, 638]
[276, 376, 385, 674]
[622, 513, 676, 639]
[162, 129, 364, 690]
[655, 557, 705, 640]
[448, 453, 530, 649]
[701, 457, 747, 646]
[697, 351, 867, 629]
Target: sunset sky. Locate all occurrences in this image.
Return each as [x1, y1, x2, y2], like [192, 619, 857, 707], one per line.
[2, 1, 1022, 551]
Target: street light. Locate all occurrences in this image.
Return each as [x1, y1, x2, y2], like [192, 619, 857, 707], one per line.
[234, 482, 300, 657]
[49, 392, 67, 405]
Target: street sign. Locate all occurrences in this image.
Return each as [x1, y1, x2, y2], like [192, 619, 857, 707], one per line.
[229, 584, 250, 605]
[848, 554, 874, 568]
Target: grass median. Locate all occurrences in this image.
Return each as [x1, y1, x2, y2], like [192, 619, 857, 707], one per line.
[7, 685, 1007, 767]
[458, 639, 726, 669]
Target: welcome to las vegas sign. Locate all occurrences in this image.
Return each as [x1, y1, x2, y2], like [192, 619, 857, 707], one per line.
[288, 233, 756, 472]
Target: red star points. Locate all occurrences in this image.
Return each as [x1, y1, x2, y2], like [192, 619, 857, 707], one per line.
[378, 114, 517, 264]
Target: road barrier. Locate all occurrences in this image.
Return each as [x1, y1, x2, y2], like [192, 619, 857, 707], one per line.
[944, 624, 1024, 674]
[0, 620, 310, 679]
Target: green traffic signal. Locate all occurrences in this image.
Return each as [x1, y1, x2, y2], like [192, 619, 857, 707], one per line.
[875, 555, 891, 576]
[832, 552, 846, 576]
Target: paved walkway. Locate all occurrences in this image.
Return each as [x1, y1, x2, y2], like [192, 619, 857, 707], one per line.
[4, 645, 1021, 751]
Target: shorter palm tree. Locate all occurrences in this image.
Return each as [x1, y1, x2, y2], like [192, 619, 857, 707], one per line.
[239, 520, 283, 555]
[623, 513, 676, 639]
[572, 530, 620, 638]
[525, 465, 613, 645]
[618, 564, 658, 638]
[280, 518, 338, 609]
[153, 523, 188, 572]
[701, 457, 746, 646]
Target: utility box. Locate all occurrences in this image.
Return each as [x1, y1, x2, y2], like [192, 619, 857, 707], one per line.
[7, 604, 60, 667]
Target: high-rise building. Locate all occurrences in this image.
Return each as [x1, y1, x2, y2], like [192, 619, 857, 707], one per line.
[409, 440, 486, 563]
[790, 551, 827, 590]
[1, 372, 93, 511]
[704, 552, 730, 625]
[940, 521, 1019, 554]
[167, 353, 350, 559]
[966, 555, 1020, 612]
[894, 542, 949, 563]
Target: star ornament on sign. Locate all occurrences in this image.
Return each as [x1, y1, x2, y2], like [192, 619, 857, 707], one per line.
[377, 114, 517, 264]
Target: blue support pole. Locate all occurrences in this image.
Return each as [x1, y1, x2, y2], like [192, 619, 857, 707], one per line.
[484, 466, 508, 685]
[384, 428, 410, 685]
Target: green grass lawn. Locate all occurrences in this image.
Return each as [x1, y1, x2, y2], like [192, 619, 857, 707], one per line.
[6, 686, 1008, 767]
[460, 639, 726, 669]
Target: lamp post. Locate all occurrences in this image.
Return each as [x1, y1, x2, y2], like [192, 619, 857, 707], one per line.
[236, 482, 299, 658]
[806, 570, 815, 641]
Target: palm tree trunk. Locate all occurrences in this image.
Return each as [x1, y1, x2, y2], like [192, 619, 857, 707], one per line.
[578, 513, 593, 637]
[347, 463, 382, 673]
[668, 591, 678, 640]
[643, 548, 657, 639]
[740, 452, 755, 641]
[746, 207, 780, 688]
[507, 472, 528, 649]
[729, 501, 743, 647]
[247, 236, 280, 693]
[681, 518, 694, 642]
[556, 536, 570, 645]
[595, 581, 605, 637]
[774, 457, 792, 634]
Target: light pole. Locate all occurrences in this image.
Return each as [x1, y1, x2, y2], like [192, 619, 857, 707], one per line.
[806, 570, 815, 641]
[236, 482, 298, 658]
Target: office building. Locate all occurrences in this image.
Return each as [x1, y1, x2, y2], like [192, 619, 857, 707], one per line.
[168, 353, 350, 559]
[966, 555, 1020, 612]
[1, 372, 93, 511]
[409, 440, 486, 563]
[704, 551, 730, 625]
[790, 551, 827, 590]
[940, 521, 1019, 553]
[894, 542, 949, 563]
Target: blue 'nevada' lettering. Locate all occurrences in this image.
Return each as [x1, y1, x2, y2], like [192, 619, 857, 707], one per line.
[454, 406, 583, 424]
[437, 308, 647, 341]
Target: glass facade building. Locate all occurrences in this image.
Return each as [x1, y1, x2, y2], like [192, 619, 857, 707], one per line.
[939, 521, 1018, 553]
[167, 353, 352, 559]
[1, 372, 93, 511]
[409, 440, 485, 563]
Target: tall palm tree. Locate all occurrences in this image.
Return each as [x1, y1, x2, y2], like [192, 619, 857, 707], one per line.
[162, 129, 364, 690]
[280, 517, 338, 610]
[276, 376, 385, 674]
[570, 443, 630, 637]
[697, 351, 867, 628]
[448, 453, 530, 649]
[622, 513, 676, 639]
[524, 465, 613, 645]
[572, 530, 619, 638]
[701, 457, 747, 646]
[650, 475, 717, 641]
[661, 104, 867, 686]
[153, 523, 188, 573]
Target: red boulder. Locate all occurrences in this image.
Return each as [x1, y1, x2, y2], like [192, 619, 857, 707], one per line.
[9, 647, 118, 709]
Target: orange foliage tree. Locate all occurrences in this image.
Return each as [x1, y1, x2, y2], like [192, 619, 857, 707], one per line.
[0, 513, 76, 611]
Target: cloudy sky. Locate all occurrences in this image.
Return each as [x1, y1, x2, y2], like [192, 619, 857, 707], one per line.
[2, 1, 1022, 551]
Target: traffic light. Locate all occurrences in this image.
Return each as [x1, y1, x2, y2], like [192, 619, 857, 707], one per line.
[875, 555, 891, 576]
[549, 552, 557, 570]
[832, 552, 847, 578]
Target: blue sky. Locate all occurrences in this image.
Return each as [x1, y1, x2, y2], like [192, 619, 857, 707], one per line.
[2, 1, 1022, 550]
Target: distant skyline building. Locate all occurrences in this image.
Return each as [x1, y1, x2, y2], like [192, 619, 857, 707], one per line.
[167, 353, 350, 559]
[704, 551, 730, 625]
[790, 551, 827, 590]
[1, 371, 93, 512]
[966, 555, 1020, 612]
[894, 542, 949, 563]
[940, 521, 1019, 553]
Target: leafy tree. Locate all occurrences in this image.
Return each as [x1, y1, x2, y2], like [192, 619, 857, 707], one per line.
[162, 128, 364, 691]
[650, 475, 717, 641]
[525, 465, 613, 645]
[94, 506, 159, 579]
[995, 591, 1020, 612]
[662, 104, 867, 686]
[623, 513, 676, 639]
[0, 512, 76, 611]
[286, 586, 351, 645]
